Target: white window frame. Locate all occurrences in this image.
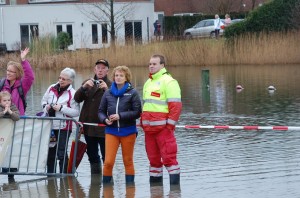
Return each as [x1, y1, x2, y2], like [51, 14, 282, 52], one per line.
[29, 0, 77, 3]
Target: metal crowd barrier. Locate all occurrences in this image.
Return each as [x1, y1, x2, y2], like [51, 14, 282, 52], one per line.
[0, 116, 81, 177]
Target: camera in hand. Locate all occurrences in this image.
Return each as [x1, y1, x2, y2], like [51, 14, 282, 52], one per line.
[93, 79, 103, 87]
[48, 103, 56, 117]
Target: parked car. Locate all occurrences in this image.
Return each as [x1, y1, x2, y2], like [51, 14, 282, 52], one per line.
[183, 18, 244, 39]
[183, 19, 225, 39]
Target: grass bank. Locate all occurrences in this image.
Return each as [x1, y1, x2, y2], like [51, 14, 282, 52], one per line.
[1, 31, 299, 69]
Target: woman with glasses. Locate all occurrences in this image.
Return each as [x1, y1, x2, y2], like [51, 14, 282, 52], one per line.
[0, 47, 34, 116]
[41, 67, 80, 174]
[0, 47, 34, 182]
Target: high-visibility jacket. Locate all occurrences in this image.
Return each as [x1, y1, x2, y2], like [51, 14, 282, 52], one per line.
[141, 68, 182, 133]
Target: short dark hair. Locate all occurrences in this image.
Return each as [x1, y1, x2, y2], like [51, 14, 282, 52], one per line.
[151, 54, 165, 65]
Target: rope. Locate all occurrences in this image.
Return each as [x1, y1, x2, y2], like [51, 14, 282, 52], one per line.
[78, 122, 300, 131]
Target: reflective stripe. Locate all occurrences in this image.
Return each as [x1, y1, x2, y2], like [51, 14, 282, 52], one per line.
[166, 165, 180, 174]
[149, 166, 163, 177]
[142, 120, 167, 126]
[144, 99, 167, 105]
[150, 172, 163, 177]
[167, 98, 181, 102]
[167, 119, 176, 125]
[150, 167, 163, 172]
[142, 120, 150, 125]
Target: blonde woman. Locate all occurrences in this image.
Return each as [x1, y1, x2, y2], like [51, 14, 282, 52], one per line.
[225, 14, 232, 27]
[0, 47, 34, 115]
[98, 66, 142, 184]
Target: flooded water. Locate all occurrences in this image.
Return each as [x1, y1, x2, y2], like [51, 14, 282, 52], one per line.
[1, 64, 300, 197]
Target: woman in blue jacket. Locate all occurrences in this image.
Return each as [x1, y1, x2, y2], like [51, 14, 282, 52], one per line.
[98, 65, 142, 184]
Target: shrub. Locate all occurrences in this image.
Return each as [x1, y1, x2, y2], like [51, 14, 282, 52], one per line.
[224, 0, 300, 38]
[56, 32, 72, 50]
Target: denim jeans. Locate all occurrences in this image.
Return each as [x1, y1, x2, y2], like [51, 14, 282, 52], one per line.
[84, 135, 105, 164]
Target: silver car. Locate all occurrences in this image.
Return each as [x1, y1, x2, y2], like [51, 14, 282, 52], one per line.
[183, 19, 224, 39]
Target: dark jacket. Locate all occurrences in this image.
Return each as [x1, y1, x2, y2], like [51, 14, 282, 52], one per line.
[98, 82, 142, 137]
[74, 75, 112, 137]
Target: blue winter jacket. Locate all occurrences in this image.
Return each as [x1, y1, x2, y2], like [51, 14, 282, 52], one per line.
[98, 82, 142, 137]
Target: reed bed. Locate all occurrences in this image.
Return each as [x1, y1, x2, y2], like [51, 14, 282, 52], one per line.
[0, 31, 299, 69]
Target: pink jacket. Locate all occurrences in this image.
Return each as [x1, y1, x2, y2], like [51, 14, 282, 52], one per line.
[2, 60, 35, 115]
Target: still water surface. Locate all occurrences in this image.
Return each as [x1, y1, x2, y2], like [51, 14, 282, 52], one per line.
[1, 64, 300, 197]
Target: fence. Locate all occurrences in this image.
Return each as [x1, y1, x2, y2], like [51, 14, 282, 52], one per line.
[0, 116, 81, 177]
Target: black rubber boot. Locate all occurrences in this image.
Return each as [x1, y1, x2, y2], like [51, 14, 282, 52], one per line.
[91, 162, 102, 174]
[150, 176, 163, 186]
[169, 174, 180, 185]
[102, 176, 113, 184]
[125, 175, 135, 184]
[6, 168, 17, 183]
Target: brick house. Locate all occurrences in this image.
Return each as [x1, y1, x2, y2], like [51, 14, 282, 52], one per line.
[154, 0, 270, 16]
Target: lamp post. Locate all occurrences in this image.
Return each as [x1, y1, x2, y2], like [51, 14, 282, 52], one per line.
[242, 3, 246, 18]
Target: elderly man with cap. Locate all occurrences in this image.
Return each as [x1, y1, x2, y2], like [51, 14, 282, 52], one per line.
[74, 59, 112, 175]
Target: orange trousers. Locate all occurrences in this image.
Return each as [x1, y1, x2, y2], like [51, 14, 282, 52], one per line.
[103, 133, 136, 176]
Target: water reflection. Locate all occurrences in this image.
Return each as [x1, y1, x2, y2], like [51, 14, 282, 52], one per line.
[1, 64, 300, 197]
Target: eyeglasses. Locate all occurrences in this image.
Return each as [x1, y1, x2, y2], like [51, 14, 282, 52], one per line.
[58, 76, 70, 81]
[6, 69, 16, 74]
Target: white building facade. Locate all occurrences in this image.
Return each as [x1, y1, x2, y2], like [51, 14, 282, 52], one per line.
[0, 2, 156, 51]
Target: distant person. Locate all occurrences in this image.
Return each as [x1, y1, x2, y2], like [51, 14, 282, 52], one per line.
[41, 67, 80, 174]
[214, 14, 224, 39]
[0, 47, 34, 115]
[224, 14, 232, 27]
[0, 91, 20, 121]
[141, 54, 182, 185]
[74, 59, 112, 175]
[153, 20, 161, 40]
[98, 65, 142, 184]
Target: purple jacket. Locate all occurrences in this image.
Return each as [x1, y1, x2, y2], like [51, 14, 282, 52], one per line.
[2, 60, 35, 115]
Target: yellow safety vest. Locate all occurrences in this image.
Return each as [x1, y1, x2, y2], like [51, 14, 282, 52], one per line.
[143, 68, 181, 113]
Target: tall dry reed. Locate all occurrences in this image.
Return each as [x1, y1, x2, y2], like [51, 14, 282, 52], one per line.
[1, 31, 299, 69]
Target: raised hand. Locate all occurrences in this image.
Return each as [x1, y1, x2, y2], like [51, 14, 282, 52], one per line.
[21, 47, 30, 61]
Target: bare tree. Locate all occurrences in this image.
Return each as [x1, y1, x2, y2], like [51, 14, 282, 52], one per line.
[251, 0, 257, 10]
[204, 0, 240, 15]
[78, 0, 134, 49]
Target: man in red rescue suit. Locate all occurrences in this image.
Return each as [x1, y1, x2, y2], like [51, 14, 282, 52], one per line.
[141, 54, 182, 185]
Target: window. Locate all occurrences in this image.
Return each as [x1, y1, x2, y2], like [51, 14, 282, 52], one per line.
[101, 24, 108, 44]
[56, 24, 73, 45]
[28, 0, 76, 3]
[125, 21, 142, 45]
[20, 25, 39, 49]
[205, 21, 214, 26]
[56, 25, 63, 34]
[66, 25, 73, 45]
[91, 23, 108, 45]
[195, 21, 205, 28]
[134, 22, 142, 44]
[10, 0, 16, 4]
[92, 24, 98, 44]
